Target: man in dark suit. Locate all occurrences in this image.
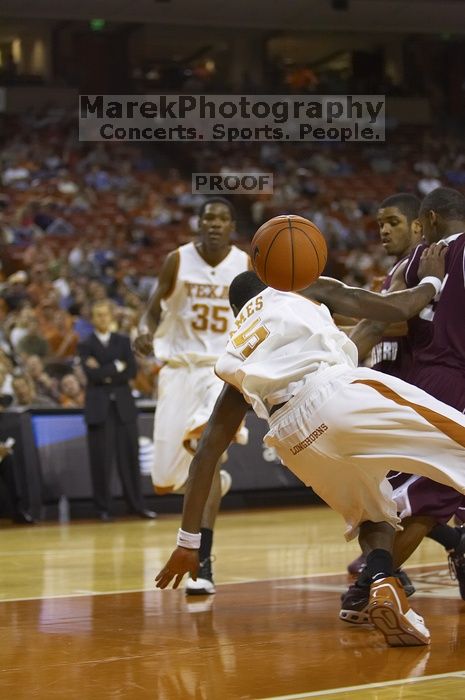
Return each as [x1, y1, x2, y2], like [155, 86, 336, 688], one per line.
[0, 396, 35, 524]
[79, 300, 155, 521]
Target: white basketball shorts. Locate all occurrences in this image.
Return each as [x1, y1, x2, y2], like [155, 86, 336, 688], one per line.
[152, 362, 247, 491]
[265, 366, 465, 541]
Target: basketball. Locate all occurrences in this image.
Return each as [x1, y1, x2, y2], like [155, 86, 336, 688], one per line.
[251, 215, 327, 291]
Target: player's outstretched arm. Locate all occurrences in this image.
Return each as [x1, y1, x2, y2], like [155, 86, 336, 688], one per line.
[302, 243, 446, 323]
[348, 259, 409, 359]
[155, 383, 249, 590]
[133, 250, 179, 355]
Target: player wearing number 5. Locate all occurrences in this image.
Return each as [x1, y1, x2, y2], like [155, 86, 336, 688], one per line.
[133, 198, 250, 594]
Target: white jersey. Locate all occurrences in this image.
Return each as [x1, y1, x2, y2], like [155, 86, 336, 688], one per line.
[215, 287, 358, 419]
[154, 242, 249, 363]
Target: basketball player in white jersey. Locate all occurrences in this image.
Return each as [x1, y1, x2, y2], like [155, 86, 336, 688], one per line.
[134, 198, 249, 595]
[156, 256, 465, 646]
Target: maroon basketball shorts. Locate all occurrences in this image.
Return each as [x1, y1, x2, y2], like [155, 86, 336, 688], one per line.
[389, 364, 465, 524]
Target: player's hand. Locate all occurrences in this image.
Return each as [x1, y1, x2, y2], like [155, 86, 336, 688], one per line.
[155, 547, 199, 589]
[86, 357, 99, 368]
[418, 242, 447, 281]
[133, 333, 154, 357]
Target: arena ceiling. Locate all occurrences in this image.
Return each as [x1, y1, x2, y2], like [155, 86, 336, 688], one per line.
[1, 0, 465, 33]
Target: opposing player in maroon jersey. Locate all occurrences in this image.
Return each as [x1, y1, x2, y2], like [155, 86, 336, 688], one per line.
[344, 193, 422, 584]
[342, 188, 465, 625]
[400, 187, 465, 569]
[367, 193, 423, 378]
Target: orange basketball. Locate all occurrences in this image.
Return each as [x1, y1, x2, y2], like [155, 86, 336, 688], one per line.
[251, 214, 327, 291]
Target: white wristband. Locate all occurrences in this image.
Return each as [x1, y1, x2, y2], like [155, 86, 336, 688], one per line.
[177, 528, 201, 549]
[419, 276, 442, 296]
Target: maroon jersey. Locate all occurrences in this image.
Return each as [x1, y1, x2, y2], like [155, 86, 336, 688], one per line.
[371, 256, 413, 378]
[388, 233, 465, 524]
[405, 232, 465, 373]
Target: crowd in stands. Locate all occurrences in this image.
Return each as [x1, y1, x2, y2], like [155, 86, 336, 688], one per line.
[1, 110, 465, 410]
[0, 111, 194, 408]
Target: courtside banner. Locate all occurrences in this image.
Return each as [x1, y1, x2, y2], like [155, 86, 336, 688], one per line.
[31, 411, 305, 498]
[79, 94, 385, 142]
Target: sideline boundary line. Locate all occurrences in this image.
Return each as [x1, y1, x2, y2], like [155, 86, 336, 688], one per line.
[258, 670, 465, 699]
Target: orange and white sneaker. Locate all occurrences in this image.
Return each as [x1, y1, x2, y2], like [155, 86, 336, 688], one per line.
[368, 576, 430, 647]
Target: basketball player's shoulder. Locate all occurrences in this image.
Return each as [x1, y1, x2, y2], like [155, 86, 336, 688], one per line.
[163, 243, 187, 269]
[265, 287, 300, 308]
[229, 243, 249, 257]
[404, 243, 427, 286]
[390, 254, 410, 275]
[178, 241, 195, 257]
[445, 231, 465, 255]
[178, 240, 206, 267]
[229, 244, 250, 269]
[442, 232, 465, 282]
[381, 255, 409, 291]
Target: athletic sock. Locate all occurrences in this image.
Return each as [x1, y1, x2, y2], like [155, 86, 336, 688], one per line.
[356, 567, 372, 588]
[427, 523, 462, 551]
[365, 549, 394, 583]
[199, 528, 214, 563]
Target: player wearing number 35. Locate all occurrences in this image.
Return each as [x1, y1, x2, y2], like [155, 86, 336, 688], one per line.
[133, 198, 249, 595]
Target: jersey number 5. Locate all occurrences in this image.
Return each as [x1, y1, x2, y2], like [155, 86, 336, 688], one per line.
[192, 304, 230, 333]
[232, 319, 270, 358]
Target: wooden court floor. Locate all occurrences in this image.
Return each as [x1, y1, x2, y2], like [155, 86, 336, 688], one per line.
[1, 506, 465, 700]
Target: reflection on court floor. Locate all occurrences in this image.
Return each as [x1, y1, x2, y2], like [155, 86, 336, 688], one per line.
[1, 507, 465, 699]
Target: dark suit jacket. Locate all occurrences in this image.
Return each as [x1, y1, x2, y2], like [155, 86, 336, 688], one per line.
[78, 332, 138, 426]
